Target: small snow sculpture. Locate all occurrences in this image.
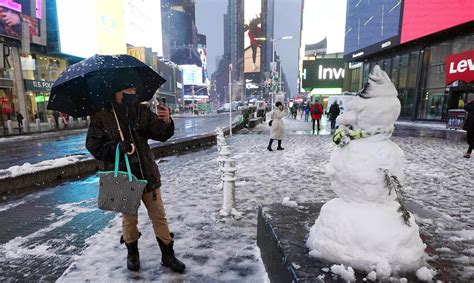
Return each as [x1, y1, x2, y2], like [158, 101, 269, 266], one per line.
[307, 66, 427, 278]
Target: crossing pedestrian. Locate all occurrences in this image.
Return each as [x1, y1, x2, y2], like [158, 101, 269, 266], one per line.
[304, 103, 310, 122]
[328, 101, 341, 131]
[463, 100, 474, 158]
[267, 101, 285, 151]
[16, 111, 23, 128]
[310, 100, 323, 134]
[86, 86, 186, 273]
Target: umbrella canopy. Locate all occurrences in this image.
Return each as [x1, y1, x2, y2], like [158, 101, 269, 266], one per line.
[47, 54, 166, 117]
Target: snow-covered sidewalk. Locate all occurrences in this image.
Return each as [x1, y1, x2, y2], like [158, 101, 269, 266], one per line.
[1, 117, 473, 281]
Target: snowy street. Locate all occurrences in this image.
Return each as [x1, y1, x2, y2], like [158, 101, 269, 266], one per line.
[0, 117, 473, 281]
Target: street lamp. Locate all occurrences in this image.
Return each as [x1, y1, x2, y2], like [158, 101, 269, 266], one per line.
[255, 36, 293, 111]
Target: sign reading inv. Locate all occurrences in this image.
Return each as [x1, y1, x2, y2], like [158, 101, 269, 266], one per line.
[318, 65, 345, 80]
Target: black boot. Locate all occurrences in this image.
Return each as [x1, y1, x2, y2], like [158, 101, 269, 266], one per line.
[267, 139, 274, 151]
[121, 236, 140, 271]
[277, 140, 284, 150]
[157, 234, 186, 273]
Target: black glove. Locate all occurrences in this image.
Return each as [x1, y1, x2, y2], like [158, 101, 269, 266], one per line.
[118, 141, 133, 154]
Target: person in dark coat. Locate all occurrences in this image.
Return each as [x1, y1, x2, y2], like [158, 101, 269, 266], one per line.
[463, 100, 474, 158]
[328, 101, 341, 131]
[86, 86, 186, 273]
[16, 111, 23, 128]
[310, 100, 323, 134]
[304, 103, 310, 122]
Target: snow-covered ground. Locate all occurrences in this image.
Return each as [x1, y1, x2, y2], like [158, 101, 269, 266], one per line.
[1, 117, 473, 281]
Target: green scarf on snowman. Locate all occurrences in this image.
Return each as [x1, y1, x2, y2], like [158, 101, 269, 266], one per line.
[333, 126, 395, 147]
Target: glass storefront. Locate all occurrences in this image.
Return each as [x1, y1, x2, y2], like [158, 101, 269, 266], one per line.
[22, 55, 67, 122]
[346, 32, 474, 122]
[419, 34, 474, 120]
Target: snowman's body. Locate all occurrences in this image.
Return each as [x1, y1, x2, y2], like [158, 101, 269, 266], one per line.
[307, 66, 426, 278]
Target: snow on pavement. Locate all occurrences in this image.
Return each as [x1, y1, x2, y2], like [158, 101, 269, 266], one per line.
[1, 117, 472, 281]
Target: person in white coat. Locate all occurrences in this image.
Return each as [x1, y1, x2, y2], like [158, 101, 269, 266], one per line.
[268, 101, 285, 151]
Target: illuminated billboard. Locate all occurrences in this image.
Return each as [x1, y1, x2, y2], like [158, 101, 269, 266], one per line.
[244, 0, 262, 73]
[301, 0, 346, 56]
[302, 59, 345, 91]
[400, 0, 474, 44]
[344, 0, 402, 60]
[180, 65, 203, 86]
[0, 0, 43, 41]
[124, 0, 163, 55]
[56, 0, 126, 58]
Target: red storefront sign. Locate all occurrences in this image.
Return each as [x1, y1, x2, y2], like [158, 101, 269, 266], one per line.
[445, 50, 474, 85]
[1, 99, 14, 114]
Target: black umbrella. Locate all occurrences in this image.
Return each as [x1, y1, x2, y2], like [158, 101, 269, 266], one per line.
[47, 54, 166, 117]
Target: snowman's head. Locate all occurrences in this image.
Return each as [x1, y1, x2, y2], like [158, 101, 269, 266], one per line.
[358, 65, 398, 99]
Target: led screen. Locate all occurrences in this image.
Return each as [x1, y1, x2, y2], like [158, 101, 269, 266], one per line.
[124, 0, 163, 56]
[56, 0, 125, 58]
[400, 0, 474, 44]
[244, 0, 262, 73]
[301, 0, 346, 56]
[0, 0, 43, 41]
[344, 0, 402, 60]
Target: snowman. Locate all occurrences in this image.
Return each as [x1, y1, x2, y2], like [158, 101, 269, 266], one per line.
[306, 66, 427, 279]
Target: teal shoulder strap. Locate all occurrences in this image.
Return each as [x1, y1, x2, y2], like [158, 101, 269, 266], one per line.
[113, 143, 133, 182]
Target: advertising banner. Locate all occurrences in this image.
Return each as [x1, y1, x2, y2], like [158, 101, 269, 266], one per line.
[244, 0, 262, 73]
[344, 0, 402, 60]
[301, 0, 346, 56]
[0, 0, 42, 40]
[445, 50, 474, 85]
[24, 79, 54, 92]
[401, 0, 474, 44]
[302, 59, 345, 90]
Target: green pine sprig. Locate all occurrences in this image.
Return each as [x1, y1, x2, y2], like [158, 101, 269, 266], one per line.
[381, 169, 411, 226]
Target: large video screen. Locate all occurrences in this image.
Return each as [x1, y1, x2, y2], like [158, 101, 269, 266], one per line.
[56, 0, 126, 58]
[244, 0, 262, 73]
[302, 59, 345, 90]
[124, 0, 163, 56]
[0, 0, 43, 41]
[400, 0, 474, 44]
[344, 0, 402, 60]
[301, 0, 346, 56]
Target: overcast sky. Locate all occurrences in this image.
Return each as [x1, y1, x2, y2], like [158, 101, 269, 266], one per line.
[195, 0, 302, 97]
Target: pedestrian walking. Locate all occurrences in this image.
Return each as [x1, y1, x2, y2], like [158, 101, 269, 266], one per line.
[267, 101, 285, 151]
[328, 101, 341, 131]
[16, 111, 23, 128]
[304, 103, 310, 122]
[291, 103, 298, 119]
[86, 86, 186, 273]
[463, 100, 474, 158]
[53, 111, 60, 128]
[310, 100, 323, 134]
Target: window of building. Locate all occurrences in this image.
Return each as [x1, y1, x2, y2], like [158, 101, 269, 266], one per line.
[418, 88, 447, 120]
[419, 41, 452, 120]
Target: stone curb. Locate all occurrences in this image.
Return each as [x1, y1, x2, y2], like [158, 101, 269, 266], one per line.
[0, 122, 246, 196]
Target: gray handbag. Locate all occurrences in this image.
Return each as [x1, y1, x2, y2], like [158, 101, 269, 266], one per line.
[97, 144, 147, 215]
[96, 107, 147, 215]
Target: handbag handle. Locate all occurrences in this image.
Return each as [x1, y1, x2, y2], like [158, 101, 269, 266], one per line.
[114, 142, 133, 182]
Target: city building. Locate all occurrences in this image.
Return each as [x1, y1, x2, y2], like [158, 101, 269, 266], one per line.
[343, 0, 474, 121]
[298, 0, 347, 109]
[0, 0, 70, 131]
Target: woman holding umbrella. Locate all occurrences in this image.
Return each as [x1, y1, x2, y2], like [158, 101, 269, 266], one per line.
[48, 55, 185, 273]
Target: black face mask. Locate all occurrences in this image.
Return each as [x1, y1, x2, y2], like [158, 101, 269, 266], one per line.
[122, 93, 138, 106]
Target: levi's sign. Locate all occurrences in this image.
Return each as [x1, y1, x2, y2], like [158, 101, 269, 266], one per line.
[302, 59, 345, 90]
[445, 50, 474, 85]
